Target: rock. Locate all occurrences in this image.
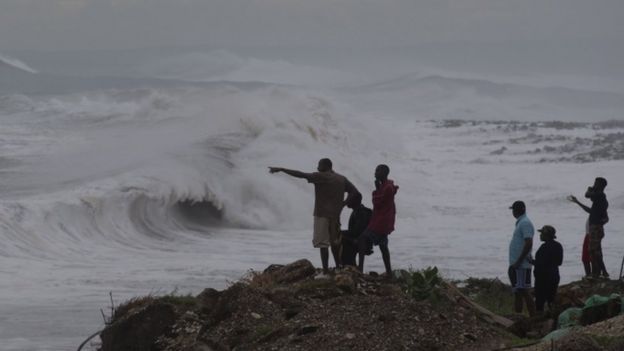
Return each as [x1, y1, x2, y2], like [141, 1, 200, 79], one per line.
[284, 306, 302, 320]
[554, 333, 602, 351]
[297, 325, 319, 335]
[251, 312, 262, 319]
[334, 273, 356, 292]
[197, 288, 221, 314]
[258, 327, 290, 343]
[206, 283, 246, 327]
[462, 333, 477, 342]
[378, 313, 396, 322]
[100, 302, 176, 351]
[376, 284, 403, 296]
[263, 264, 285, 274]
[267, 259, 316, 284]
[345, 333, 356, 339]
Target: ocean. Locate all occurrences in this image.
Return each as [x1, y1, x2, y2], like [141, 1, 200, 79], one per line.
[1, 50, 623, 350]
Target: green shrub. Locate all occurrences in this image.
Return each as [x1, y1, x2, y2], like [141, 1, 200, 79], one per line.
[403, 266, 443, 301]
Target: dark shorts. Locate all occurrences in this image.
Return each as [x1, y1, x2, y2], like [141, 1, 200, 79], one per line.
[508, 266, 532, 292]
[361, 229, 388, 247]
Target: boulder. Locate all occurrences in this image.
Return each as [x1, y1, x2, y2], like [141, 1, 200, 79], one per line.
[265, 259, 316, 284]
[100, 302, 176, 351]
[554, 334, 602, 351]
[197, 288, 221, 315]
[334, 272, 356, 293]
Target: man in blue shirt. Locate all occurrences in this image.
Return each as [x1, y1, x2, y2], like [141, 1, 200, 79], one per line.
[508, 201, 536, 316]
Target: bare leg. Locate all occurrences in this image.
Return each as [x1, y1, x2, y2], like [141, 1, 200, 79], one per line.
[599, 260, 609, 277]
[592, 256, 602, 278]
[380, 244, 392, 276]
[522, 290, 536, 317]
[320, 248, 329, 274]
[515, 290, 536, 316]
[583, 262, 592, 276]
[514, 292, 524, 314]
[330, 244, 342, 269]
[357, 237, 367, 272]
[589, 226, 605, 278]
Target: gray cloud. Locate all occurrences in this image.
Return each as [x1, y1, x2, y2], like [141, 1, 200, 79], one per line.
[1, 0, 623, 51]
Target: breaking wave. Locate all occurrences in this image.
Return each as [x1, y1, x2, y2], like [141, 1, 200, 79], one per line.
[0, 82, 387, 260]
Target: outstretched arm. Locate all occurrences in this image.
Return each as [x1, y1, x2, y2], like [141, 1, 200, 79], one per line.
[268, 167, 311, 180]
[568, 195, 590, 214]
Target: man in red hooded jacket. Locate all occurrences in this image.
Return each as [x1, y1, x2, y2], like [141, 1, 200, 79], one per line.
[358, 164, 398, 276]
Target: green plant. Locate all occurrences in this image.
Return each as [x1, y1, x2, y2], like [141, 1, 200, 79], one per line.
[403, 266, 443, 301]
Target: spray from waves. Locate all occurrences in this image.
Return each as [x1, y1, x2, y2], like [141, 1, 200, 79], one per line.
[0, 82, 396, 260]
[139, 50, 361, 87]
[342, 73, 624, 122]
[0, 53, 38, 74]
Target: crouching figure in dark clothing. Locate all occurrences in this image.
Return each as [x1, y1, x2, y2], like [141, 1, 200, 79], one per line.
[531, 225, 563, 313]
[341, 192, 372, 267]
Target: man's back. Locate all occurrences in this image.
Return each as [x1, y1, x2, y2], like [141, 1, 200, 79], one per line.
[588, 191, 608, 225]
[534, 240, 563, 277]
[308, 171, 354, 219]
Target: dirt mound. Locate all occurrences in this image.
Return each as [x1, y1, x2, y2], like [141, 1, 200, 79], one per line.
[98, 260, 508, 351]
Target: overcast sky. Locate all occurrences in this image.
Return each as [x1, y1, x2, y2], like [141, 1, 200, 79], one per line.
[1, 0, 623, 51]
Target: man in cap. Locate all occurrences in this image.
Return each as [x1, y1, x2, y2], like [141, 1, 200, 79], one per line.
[531, 225, 564, 313]
[508, 200, 536, 316]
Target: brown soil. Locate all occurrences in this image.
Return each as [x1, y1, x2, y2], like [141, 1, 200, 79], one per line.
[96, 260, 624, 351]
[99, 260, 509, 351]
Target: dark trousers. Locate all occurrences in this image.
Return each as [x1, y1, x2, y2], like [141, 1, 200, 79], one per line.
[534, 274, 559, 312]
[342, 239, 358, 266]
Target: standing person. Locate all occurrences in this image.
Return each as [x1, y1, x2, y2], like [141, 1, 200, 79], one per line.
[581, 220, 592, 277]
[568, 177, 609, 279]
[508, 201, 537, 316]
[531, 225, 564, 313]
[358, 164, 398, 277]
[269, 158, 359, 276]
[341, 192, 372, 267]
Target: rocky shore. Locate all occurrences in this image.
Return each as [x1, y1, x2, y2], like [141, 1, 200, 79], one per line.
[94, 259, 624, 351]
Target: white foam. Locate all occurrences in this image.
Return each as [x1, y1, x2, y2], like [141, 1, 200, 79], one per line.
[140, 50, 362, 87]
